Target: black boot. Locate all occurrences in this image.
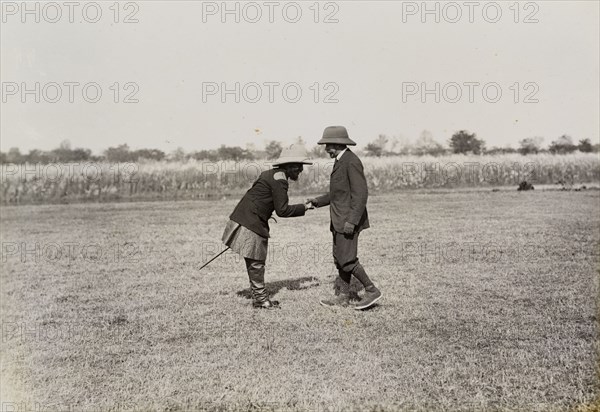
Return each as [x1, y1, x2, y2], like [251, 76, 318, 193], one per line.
[352, 263, 382, 310]
[245, 258, 279, 309]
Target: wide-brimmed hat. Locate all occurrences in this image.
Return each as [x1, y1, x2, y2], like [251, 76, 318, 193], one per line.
[317, 126, 357, 146]
[272, 143, 313, 167]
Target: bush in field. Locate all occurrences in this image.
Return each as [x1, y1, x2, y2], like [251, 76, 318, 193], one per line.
[216, 145, 254, 161]
[578, 139, 593, 153]
[133, 149, 166, 161]
[2, 148, 25, 163]
[486, 147, 518, 155]
[265, 141, 283, 160]
[413, 130, 447, 156]
[105, 144, 136, 162]
[365, 135, 389, 157]
[549, 135, 577, 154]
[449, 130, 485, 154]
[519, 137, 544, 155]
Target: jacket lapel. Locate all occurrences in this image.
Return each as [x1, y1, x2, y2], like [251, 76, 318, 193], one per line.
[331, 149, 350, 175]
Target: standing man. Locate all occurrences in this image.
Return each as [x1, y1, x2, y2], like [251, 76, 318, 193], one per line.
[307, 126, 382, 310]
[222, 143, 313, 309]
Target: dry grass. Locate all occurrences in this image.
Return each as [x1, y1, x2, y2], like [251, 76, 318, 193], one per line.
[1, 190, 598, 411]
[1, 152, 599, 204]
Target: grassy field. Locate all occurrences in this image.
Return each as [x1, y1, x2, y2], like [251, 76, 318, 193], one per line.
[1, 189, 599, 411]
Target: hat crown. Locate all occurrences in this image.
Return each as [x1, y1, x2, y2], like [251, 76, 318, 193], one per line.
[279, 143, 308, 158]
[317, 125, 357, 145]
[272, 143, 313, 166]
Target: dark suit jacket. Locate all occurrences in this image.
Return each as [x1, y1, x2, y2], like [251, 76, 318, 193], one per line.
[229, 168, 305, 238]
[314, 149, 370, 233]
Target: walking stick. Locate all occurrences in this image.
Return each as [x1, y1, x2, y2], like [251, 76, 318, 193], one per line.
[199, 246, 231, 271]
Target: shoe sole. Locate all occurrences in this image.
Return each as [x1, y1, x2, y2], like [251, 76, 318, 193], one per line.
[319, 300, 348, 308]
[354, 294, 382, 310]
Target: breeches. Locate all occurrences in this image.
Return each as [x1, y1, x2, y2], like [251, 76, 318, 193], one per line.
[332, 231, 360, 273]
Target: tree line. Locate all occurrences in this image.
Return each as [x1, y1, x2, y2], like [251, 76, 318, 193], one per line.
[364, 131, 598, 157]
[1, 132, 597, 164]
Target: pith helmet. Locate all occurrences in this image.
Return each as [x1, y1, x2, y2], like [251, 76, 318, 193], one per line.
[317, 126, 357, 146]
[272, 143, 313, 167]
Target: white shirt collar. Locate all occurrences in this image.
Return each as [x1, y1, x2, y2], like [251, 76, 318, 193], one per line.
[336, 148, 348, 161]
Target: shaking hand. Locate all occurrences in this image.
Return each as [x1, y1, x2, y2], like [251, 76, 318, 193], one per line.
[306, 198, 318, 208]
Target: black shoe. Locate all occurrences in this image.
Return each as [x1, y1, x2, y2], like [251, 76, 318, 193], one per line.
[354, 288, 382, 310]
[253, 300, 280, 309]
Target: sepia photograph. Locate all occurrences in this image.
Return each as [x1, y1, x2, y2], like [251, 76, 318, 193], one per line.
[1, 1, 599, 411]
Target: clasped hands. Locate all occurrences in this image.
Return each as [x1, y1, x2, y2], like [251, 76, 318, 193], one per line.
[304, 198, 317, 211]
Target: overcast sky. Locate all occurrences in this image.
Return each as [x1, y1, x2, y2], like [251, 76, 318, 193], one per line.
[1, 0, 599, 154]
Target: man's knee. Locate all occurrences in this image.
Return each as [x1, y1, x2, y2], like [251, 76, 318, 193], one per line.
[245, 258, 265, 271]
[339, 259, 358, 274]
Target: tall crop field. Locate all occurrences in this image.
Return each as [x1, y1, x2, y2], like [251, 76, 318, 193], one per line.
[1, 153, 598, 204]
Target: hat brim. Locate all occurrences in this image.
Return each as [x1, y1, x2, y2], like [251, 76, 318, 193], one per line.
[317, 137, 357, 145]
[272, 158, 313, 167]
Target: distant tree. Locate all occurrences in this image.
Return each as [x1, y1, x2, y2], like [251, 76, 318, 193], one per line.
[25, 149, 51, 163]
[189, 149, 219, 161]
[549, 135, 577, 154]
[365, 143, 383, 157]
[518, 137, 544, 155]
[414, 130, 446, 156]
[217, 145, 254, 161]
[365, 134, 389, 157]
[578, 138, 593, 153]
[449, 130, 485, 154]
[133, 149, 165, 161]
[72, 148, 92, 161]
[265, 140, 283, 160]
[105, 144, 134, 162]
[51, 139, 89, 162]
[6, 147, 24, 163]
[486, 146, 518, 155]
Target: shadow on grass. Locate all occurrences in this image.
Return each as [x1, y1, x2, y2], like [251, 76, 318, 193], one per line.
[236, 276, 320, 299]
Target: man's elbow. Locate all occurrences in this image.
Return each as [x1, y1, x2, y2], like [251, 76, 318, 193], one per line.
[275, 208, 293, 218]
